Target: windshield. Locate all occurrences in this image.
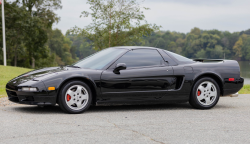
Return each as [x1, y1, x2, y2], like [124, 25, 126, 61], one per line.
[165, 50, 194, 62]
[73, 48, 126, 69]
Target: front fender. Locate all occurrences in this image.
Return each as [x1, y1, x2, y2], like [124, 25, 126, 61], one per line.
[41, 69, 102, 102]
[41, 72, 95, 95]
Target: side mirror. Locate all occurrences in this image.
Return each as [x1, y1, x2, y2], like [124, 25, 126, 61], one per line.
[113, 63, 126, 74]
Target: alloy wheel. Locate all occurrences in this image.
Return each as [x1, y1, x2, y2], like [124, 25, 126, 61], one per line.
[64, 85, 89, 110]
[196, 81, 217, 106]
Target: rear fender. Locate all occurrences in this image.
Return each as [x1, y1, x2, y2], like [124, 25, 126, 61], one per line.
[192, 72, 224, 95]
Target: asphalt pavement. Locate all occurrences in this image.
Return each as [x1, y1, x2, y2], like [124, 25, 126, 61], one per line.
[0, 94, 250, 144]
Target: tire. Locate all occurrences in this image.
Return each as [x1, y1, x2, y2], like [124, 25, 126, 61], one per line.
[58, 81, 92, 114]
[189, 77, 220, 109]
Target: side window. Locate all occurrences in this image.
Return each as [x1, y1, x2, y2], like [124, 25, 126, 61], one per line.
[115, 49, 164, 68]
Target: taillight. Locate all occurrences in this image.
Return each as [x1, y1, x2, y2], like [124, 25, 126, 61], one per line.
[229, 78, 235, 81]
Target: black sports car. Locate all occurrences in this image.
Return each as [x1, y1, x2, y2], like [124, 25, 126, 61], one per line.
[6, 46, 244, 113]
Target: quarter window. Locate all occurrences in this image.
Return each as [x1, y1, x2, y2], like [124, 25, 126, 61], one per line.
[165, 50, 193, 62]
[115, 49, 164, 68]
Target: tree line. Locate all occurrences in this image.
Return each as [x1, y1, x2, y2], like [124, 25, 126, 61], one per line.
[0, 0, 250, 69]
[68, 27, 250, 61]
[142, 28, 250, 60]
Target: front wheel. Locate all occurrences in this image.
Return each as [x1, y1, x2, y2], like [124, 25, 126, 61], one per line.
[58, 81, 92, 114]
[189, 77, 220, 109]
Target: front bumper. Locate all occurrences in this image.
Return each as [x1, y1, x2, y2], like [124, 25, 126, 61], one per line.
[6, 88, 57, 106]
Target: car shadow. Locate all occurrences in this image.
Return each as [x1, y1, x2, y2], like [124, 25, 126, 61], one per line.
[10, 105, 64, 114]
[9, 103, 195, 114]
[87, 103, 193, 113]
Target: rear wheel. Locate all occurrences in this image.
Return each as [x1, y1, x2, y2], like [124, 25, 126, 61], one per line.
[58, 81, 92, 114]
[189, 77, 220, 109]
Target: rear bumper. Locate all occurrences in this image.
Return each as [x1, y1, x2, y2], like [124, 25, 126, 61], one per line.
[6, 89, 57, 106]
[223, 77, 244, 96]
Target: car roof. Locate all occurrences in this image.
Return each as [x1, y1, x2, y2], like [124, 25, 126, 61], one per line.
[110, 46, 162, 50]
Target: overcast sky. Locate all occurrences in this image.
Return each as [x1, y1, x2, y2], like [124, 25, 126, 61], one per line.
[53, 0, 250, 34]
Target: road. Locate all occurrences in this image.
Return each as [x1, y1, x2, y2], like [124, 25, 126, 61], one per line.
[0, 94, 250, 144]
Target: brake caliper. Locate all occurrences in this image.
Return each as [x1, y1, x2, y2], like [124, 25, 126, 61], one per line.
[67, 94, 71, 101]
[197, 90, 201, 96]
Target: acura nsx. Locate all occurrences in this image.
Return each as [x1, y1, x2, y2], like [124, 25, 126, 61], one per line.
[6, 47, 244, 113]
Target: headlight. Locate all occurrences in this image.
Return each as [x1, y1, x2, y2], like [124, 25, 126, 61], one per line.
[22, 87, 38, 92]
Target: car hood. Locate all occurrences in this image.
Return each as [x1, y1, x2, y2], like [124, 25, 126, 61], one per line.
[7, 67, 74, 86]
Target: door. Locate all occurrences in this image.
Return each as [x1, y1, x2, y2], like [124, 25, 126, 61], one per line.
[100, 49, 176, 103]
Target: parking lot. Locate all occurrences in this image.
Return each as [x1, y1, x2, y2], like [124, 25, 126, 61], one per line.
[0, 94, 250, 144]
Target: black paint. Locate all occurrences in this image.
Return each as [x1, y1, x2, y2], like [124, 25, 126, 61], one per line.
[6, 46, 244, 106]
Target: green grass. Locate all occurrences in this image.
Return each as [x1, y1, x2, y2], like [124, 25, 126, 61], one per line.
[0, 65, 33, 98]
[239, 85, 250, 94]
[0, 65, 249, 98]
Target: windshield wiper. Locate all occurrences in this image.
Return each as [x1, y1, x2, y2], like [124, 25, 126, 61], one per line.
[66, 65, 81, 68]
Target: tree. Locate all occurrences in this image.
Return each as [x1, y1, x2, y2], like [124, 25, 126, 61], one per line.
[223, 31, 240, 59]
[69, 0, 160, 51]
[67, 34, 95, 59]
[47, 29, 76, 65]
[246, 47, 250, 61]
[0, 2, 29, 66]
[233, 37, 243, 59]
[190, 27, 201, 35]
[240, 34, 250, 61]
[17, 0, 62, 28]
[15, 0, 62, 68]
[168, 41, 177, 52]
[195, 49, 206, 58]
[209, 45, 223, 59]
